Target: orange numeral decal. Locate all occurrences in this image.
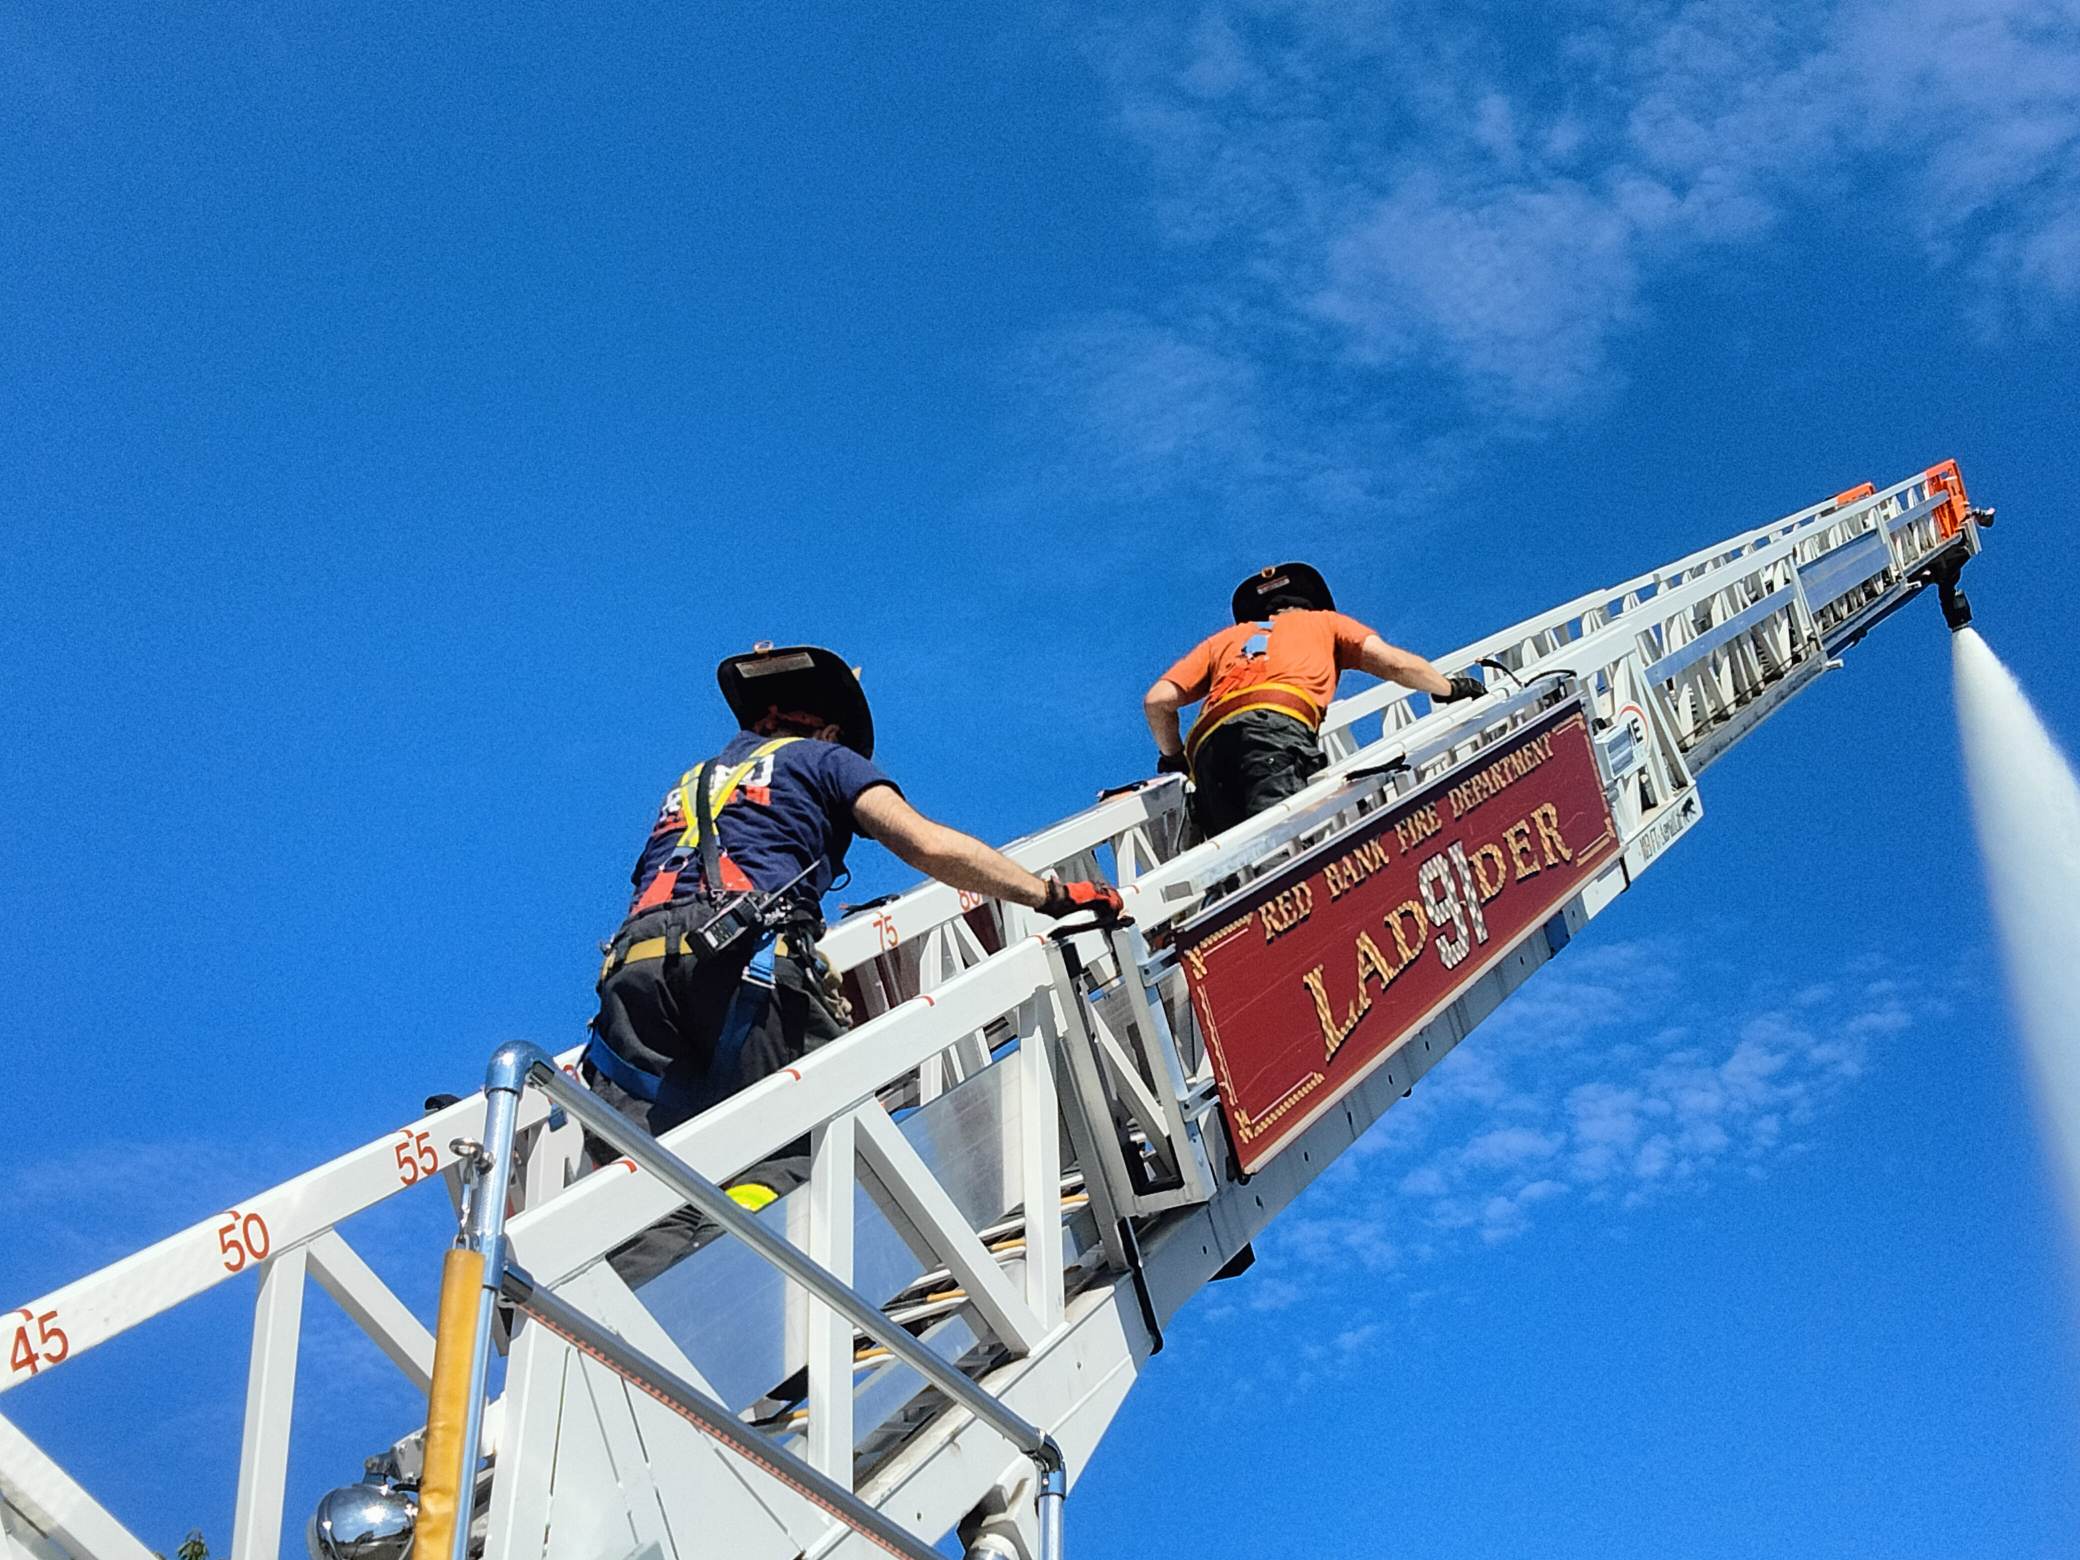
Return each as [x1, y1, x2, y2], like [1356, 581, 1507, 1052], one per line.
[216, 1210, 273, 1272]
[873, 912, 898, 951]
[394, 1128, 440, 1185]
[9, 1308, 68, 1376]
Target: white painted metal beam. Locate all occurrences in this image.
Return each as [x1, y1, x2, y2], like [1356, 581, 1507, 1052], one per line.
[0, 1415, 155, 1560]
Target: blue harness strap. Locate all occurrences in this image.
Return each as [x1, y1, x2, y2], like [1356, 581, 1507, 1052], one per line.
[583, 937, 779, 1111]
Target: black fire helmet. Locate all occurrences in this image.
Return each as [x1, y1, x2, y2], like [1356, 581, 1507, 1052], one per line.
[1231, 562, 1335, 623]
[716, 643, 875, 759]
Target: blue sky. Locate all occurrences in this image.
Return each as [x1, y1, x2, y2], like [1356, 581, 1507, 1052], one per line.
[4, 1, 2079, 1555]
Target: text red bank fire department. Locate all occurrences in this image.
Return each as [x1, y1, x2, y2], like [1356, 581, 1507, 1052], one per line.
[1178, 703, 1619, 1173]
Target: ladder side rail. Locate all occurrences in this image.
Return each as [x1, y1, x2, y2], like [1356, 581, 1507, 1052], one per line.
[1633, 467, 1922, 593]
[1518, 538, 1813, 757]
[482, 1006, 1084, 1560]
[1459, 526, 1828, 765]
[499, 1056, 1060, 1474]
[0, 1072, 576, 1398]
[820, 784, 1186, 979]
[0, 791, 1192, 1397]
[503, 939, 1060, 1288]
[1126, 677, 1588, 936]
[1317, 468, 1931, 749]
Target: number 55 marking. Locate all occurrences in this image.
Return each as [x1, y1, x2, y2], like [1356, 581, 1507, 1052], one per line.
[394, 1128, 440, 1186]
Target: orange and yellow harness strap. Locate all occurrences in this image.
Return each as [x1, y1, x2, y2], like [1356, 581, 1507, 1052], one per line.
[1183, 680, 1323, 770]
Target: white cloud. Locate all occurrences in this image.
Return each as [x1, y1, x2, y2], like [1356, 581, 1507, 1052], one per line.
[1310, 172, 1644, 417]
[1236, 937, 1939, 1303]
[1023, 0, 2080, 498]
[1459, 1125, 1564, 1169]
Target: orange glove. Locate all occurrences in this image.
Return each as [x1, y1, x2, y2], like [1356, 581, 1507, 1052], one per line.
[1039, 878, 1126, 925]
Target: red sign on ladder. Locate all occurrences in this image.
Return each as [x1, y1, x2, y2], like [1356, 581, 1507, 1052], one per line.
[1178, 702, 1620, 1173]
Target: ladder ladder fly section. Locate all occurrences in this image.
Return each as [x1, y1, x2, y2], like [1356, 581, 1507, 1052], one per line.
[0, 464, 1989, 1560]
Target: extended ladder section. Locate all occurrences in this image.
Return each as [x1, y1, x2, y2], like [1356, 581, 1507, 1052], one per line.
[0, 464, 1988, 1560]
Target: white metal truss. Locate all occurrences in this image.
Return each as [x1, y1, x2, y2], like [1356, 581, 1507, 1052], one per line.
[0, 466, 1985, 1560]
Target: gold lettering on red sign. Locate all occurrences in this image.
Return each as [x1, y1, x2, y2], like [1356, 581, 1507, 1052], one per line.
[1394, 804, 1442, 853]
[1301, 964, 1360, 1055]
[1386, 898, 1428, 967]
[1308, 927, 1411, 1062]
[1504, 818, 1539, 881]
[1323, 835, 1393, 900]
[1469, 842, 1507, 902]
[1260, 881, 1316, 943]
[1445, 733, 1556, 820]
[1533, 803, 1574, 865]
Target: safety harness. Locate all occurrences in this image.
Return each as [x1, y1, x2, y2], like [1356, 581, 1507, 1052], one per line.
[625, 736, 801, 918]
[1183, 678, 1324, 773]
[583, 736, 826, 1116]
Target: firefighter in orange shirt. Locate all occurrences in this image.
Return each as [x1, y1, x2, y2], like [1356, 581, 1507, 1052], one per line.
[1146, 563, 1485, 837]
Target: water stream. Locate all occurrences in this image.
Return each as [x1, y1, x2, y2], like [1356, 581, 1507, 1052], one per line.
[1953, 627, 2080, 1241]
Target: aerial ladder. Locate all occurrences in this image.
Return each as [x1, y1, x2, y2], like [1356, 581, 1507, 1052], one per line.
[0, 463, 1991, 1560]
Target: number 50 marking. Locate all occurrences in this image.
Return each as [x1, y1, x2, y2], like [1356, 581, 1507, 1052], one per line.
[216, 1209, 272, 1272]
[8, 1307, 68, 1378]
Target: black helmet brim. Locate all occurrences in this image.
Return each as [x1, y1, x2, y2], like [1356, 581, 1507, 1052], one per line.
[716, 644, 875, 758]
[1232, 562, 1335, 622]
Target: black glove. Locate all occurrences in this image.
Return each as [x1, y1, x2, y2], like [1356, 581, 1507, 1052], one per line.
[1039, 878, 1126, 926]
[1437, 673, 1486, 703]
[1156, 750, 1190, 776]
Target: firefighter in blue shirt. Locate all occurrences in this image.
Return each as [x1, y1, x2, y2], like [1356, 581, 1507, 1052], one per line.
[585, 642, 1124, 1284]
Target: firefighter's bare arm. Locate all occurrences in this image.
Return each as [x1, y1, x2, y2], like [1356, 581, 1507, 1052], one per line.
[1355, 634, 1465, 699]
[853, 786, 1124, 921]
[1144, 678, 1188, 759]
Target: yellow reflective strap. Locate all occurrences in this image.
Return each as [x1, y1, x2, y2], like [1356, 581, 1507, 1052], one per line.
[675, 737, 801, 849]
[727, 1182, 779, 1212]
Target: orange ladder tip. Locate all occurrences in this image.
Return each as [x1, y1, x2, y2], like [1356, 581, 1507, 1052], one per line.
[1924, 458, 1971, 538]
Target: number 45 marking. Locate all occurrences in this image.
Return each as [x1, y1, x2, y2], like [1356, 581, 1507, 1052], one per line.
[9, 1307, 68, 1377]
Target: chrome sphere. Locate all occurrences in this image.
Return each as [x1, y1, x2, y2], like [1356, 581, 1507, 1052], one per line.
[308, 1480, 417, 1560]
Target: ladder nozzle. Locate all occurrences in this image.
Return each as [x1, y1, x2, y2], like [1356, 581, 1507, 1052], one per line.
[1940, 579, 1973, 633]
[1916, 548, 1975, 634]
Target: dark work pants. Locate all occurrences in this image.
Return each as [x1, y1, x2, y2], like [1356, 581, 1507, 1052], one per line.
[582, 930, 849, 1289]
[1189, 709, 1327, 837]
